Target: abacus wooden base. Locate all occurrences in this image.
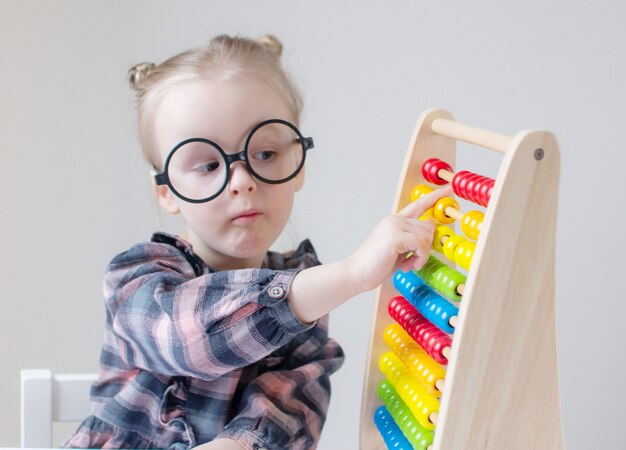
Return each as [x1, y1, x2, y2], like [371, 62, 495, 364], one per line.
[359, 109, 565, 450]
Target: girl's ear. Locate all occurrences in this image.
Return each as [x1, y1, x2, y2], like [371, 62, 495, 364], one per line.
[150, 171, 180, 215]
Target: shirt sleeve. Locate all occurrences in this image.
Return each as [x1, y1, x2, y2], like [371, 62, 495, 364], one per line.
[103, 239, 316, 381]
[213, 315, 345, 450]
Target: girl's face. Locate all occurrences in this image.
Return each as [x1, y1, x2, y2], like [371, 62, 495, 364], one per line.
[152, 75, 304, 270]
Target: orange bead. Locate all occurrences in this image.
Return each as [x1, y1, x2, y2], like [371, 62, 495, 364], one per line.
[433, 197, 459, 224]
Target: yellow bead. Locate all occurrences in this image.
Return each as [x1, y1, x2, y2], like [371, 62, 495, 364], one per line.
[411, 184, 433, 202]
[461, 210, 484, 240]
[379, 352, 439, 430]
[443, 234, 464, 262]
[384, 324, 446, 398]
[433, 197, 459, 224]
[433, 226, 454, 253]
[411, 184, 435, 218]
[455, 240, 476, 270]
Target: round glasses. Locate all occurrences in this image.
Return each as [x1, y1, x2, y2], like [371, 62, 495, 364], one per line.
[153, 119, 314, 203]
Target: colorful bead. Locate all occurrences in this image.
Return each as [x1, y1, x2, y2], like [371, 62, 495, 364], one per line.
[442, 234, 465, 262]
[454, 239, 476, 271]
[411, 184, 435, 218]
[411, 284, 458, 334]
[422, 158, 452, 185]
[393, 267, 458, 331]
[452, 170, 495, 207]
[433, 197, 459, 224]
[433, 225, 454, 253]
[384, 324, 446, 397]
[418, 256, 465, 302]
[411, 183, 433, 202]
[379, 352, 440, 430]
[393, 270, 427, 299]
[461, 210, 484, 241]
[388, 295, 451, 365]
[377, 380, 435, 450]
[373, 406, 414, 450]
[433, 268, 466, 302]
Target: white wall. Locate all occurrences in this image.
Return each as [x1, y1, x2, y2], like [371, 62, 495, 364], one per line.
[1, 1, 624, 448]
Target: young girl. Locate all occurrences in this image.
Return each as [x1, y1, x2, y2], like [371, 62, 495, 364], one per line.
[63, 34, 450, 450]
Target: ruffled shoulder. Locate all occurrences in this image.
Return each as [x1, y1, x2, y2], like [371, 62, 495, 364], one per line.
[263, 239, 321, 271]
[147, 232, 320, 272]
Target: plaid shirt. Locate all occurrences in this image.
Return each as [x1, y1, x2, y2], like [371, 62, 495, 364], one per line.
[62, 232, 344, 450]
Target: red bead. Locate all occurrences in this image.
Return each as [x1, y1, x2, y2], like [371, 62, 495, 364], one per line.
[422, 158, 452, 185]
[451, 170, 494, 207]
[476, 178, 491, 205]
[452, 170, 469, 198]
[388, 296, 451, 365]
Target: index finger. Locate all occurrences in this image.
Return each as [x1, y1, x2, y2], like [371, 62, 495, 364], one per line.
[398, 185, 454, 218]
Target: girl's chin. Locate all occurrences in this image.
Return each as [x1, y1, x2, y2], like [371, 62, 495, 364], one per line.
[230, 244, 270, 260]
[225, 237, 273, 258]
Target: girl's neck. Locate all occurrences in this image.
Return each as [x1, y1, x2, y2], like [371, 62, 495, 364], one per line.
[183, 231, 266, 271]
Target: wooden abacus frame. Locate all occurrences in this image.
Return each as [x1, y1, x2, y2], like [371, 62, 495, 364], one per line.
[359, 108, 565, 449]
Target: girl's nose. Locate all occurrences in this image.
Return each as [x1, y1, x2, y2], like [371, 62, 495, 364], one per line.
[228, 161, 257, 196]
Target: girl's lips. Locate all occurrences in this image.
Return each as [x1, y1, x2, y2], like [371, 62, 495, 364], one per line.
[232, 210, 263, 224]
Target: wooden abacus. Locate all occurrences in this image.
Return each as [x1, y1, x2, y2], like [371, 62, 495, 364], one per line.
[359, 108, 565, 449]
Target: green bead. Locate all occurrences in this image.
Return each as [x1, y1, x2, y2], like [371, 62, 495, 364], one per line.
[418, 255, 465, 302]
[378, 379, 434, 450]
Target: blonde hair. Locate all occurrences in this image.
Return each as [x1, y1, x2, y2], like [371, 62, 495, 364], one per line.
[127, 34, 304, 169]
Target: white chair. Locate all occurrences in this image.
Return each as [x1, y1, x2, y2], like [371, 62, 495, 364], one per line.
[20, 369, 97, 448]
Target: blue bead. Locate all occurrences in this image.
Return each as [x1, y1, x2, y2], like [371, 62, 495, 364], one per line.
[374, 406, 414, 450]
[393, 270, 458, 334]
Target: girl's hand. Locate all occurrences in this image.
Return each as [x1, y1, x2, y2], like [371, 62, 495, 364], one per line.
[346, 186, 453, 293]
[288, 185, 453, 324]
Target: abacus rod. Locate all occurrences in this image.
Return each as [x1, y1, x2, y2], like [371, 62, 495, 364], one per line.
[431, 118, 512, 153]
[444, 206, 464, 222]
[438, 169, 454, 183]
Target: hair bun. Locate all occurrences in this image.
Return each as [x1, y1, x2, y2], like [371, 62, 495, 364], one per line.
[128, 62, 156, 90]
[256, 34, 283, 58]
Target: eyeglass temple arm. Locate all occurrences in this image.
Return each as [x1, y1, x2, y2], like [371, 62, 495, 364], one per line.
[151, 168, 168, 186]
[301, 137, 314, 151]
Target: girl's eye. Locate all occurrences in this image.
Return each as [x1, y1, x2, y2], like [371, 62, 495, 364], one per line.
[194, 161, 220, 173]
[253, 150, 276, 161]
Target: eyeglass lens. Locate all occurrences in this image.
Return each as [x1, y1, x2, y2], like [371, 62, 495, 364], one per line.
[166, 122, 304, 202]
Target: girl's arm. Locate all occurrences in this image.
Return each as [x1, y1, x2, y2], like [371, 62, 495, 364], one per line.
[104, 186, 448, 381]
[104, 243, 317, 381]
[288, 187, 452, 324]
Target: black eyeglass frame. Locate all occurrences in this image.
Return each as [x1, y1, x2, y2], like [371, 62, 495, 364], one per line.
[153, 118, 314, 204]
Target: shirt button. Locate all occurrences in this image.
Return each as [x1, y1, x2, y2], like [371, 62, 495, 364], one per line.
[268, 285, 285, 299]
